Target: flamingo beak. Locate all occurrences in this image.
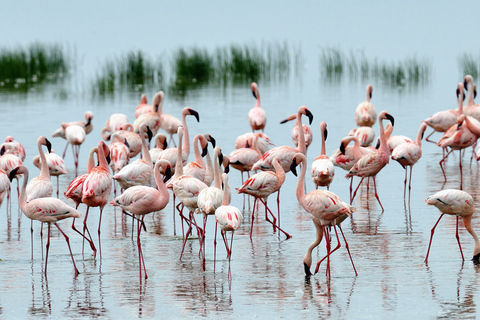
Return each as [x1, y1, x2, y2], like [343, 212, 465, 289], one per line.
[209, 136, 216, 148]
[290, 159, 298, 176]
[201, 146, 208, 157]
[163, 139, 168, 150]
[473, 253, 480, 265]
[280, 118, 289, 124]
[146, 127, 153, 142]
[340, 143, 346, 155]
[163, 166, 172, 183]
[324, 128, 328, 141]
[385, 113, 395, 126]
[124, 140, 130, 149]
[305, 109, 314, 125]
[9, 167, 19, 182]
[304, 262, 312, 276]
[252, 90, 257, 100]
[189, 109, 200, 122]
[46, 139, 52, 153]
[224, 162, 230, 174]
[219, 153, 224, 166]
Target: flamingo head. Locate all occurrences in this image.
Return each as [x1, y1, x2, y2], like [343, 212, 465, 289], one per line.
[251, 82, 258, 99]
[186, 108, 200, 122]
[473, 253, 480, 265]
[203, 133, 216, 148]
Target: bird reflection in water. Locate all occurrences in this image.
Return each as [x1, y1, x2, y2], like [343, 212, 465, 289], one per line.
[28, 261, 51, 317]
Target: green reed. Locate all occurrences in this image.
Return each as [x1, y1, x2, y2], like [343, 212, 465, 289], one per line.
[458, 53, 479, 80]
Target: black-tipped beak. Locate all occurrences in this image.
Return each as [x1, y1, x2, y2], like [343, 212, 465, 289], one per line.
[124, 139, 130, 149]
[385, 113, 395, 126]
[201, 146, 208, 157]
[324, 128, 328, 141]
[473, 253, 480, 265]
[376, 138, 381, 149]
[252, 90, 257, 100]
[457, 88, 460, 98]
[106, 134, 111, 141]
[155, 104, 159, 112]
[305, 109, 314, 125]
[210, 136, 216, 148]
[163, 166, 172, 183]
[46, 139, 52, 153]
[189, 109, 200, 122]
[0, 146, 5, 156]
[163, 139, 168, 150]
[245, 141, 250, 148]
[475, 89, 477, 99]
[304, 262, 312, 277]
[464, 80, 469, 91]
[224, 162, 230, 174]
[146, 127, 153, 142]
[340, 143, 346, 155]
[86, 117, 92, 126]
[290, 159, 298, 176]
[106, 152, 111, 165]
[369, 90, 373, 99]
[9, 167, 19, 182]
[280, 118, 288, 124]
[218, 153, 224, 166]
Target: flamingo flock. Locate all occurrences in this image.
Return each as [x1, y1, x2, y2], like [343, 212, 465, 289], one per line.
[2, 79, 480, 284]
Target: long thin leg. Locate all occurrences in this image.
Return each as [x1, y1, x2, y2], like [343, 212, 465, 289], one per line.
[45, 223, 51, 275]
[439, 149, 454, 180]
[408, 166, 413, 205]
[403, 168, 407, 199]
[71, 217, 97, 257]
[350, 177, 365, 205]
[258, 198, 291, 239]
[250, 198, 257, 238]
[455, 216, 464, 261]
[459, 150, 463, 189]
[425, 213, 445, 263]
[98, 208, 103, 259]
[425, 129, 437, 144]
[276, 189, 281, 228]
[214, 221, 218, 272]
[315, 225, 341, 274]
[55, 222, 79, 276]
[62, 141, 70, 159]
[373, 177, 384, 212]
[228, 231, 234, 279]
[138, 216, 148, 280]
[339, 225, 357, 276]
[30, 220, 34, 260]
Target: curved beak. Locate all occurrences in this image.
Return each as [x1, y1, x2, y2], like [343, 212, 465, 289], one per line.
[290, 159, 298, 176]
[189, 109, 200, 122]
[385, 113, 395, 126]
[46, 139, 52, 153]
[305, 109, 314, 125]
[340, 143, 346, 155]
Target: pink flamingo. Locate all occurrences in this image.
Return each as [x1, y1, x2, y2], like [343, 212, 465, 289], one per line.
[346, 111, 395, 211]
[183, 134, 210, 182]
[33, 150, 67, 198]
[150, 91, 183, 147]
[0, 169, 8, 208]
[311, 121, 335, 190]
[349, 126, 375, 147]
[3, 136, 26, 161]
[52, 111, 93, 158]
[81, 141, 112, 258]
[133, 92, 162, 136]
[248, 82, 267, 132]
[383, 123, 414, 154]
[237, 157, 291, 239]
[134, 93, 149, 118]
[150, 133, 168, 165]
[425, 189, 480, 264]
[391, 122, 428, 197]
[112, 159, 171, 280]
[464, 75, 480, 120]
[101, 113, 129, 141]
[9, 165, 81, 276]
[354, 84, 376, 127]
[157, 107, 200, 174]
[280, 113, 313, 151]
[62, 123, 86, 176]
[113, 125, 153, 189]
[26, 136, 53, 202]
[215, 173, 243, 278]
[291, 153, 357, 277]
[114, 124, 143, 158]
[0, 143, 23, 203]
[108, 133, 130, 174]
[229, 134, 262, 184]
[235, 132, 273, 155]
[201, 133, 216, 187]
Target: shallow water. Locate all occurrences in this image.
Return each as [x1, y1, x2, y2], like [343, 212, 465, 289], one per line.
[1, 2, 480, 319]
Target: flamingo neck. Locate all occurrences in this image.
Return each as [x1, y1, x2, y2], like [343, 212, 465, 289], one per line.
[213, 148, 221, 189]
[296, 157, 307, 204]
[463, 216, 480, 256]
[38, 141, 49, 179]
[464, 116, 480, 137]
[378, 118, 388, 154]
[221, 176, 229, 206]
[141, 133, 152, 166]
[175, 132, 184, 176]
[97, 145, 109, 170]
[273, 159, 286, 188]
[182, 113, 190, 161]
[320, 127, 326, 156]
[154, 162, 170, 207]
[192, 135, 205, 167]
[458, 91, 464, 115]
[296, 111, 306, 154]
[87, 147, 98, 173]
[303, 222, 323, 269]
[19, 168, 29, 213]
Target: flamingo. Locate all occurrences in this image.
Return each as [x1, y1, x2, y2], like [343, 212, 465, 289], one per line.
[113, 125, 153, 189]
[280, 113, 313, 151]
[234, 132, 273, 155]
[26, 136, 53, 202]
[346, 111, 395, 211]
[157, 107, 200, 174]
[9, 165, 81, 276]
[464, 75, 480, 121]
[425, 189, 480, 265]
[133, 91, 162, 135]
[391, 122, 428, 197]
[248, 82, 266, 132]
[290, 153, 357, 277]
[183, 134, 210, 182]
[51, 111, 93, 158]
[150, 133, 168, 165]
[354, 84, 376, 127]
[229, 134, 262, 185]
[114, 124, 143, 158]
[0, 143, 23, 202]
[134, 93, 149, 118]
[111, 159, 171, 280]
[237, 157, 291, 239]
[0, 169, 9, 208]
[349, 126, 375, 147]
[62, 123, 86, 175]
[108, 133, 130, 175]
[81, 140, 112, 258]
[33, 150, 67, 198]
[383, 123, 414, 154]
[215, 173, 243, 278]
[101, 113, 129, 141]
[202, 133, 216, 187]
[311, 121, 335, 190]
[3, 136, 26, 161]
[150, 91, 184, 147]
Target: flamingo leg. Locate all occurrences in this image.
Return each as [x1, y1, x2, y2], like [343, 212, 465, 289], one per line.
[425, 129, 437, 144]
[30, 220, 34, 260]
[459, 150, 463, 188]
[425, 213, 445, 263]
[315, 225, 341, 275]
[228, 231, 234, 279]
[45, 223, 51, 275]
[62, 141, 70, 159]
[439, 149, 454, 180]
[262, 199, 277, 232]
[455, 216, 465, 261]
[403, 168, 407, 199]
[214, 221, 218, 272]
[350, 177, 365, 205]
[408, 166, 413, 204]
[71, 217, 97, 257]
[339, 225, 358, 276]
[258, 198, 291, 239]
[373, 177, 384, 212]
[250, 198, 257, 238]
[55, 222, 79, 276]
[138, 216, 148, 280]
[276, 189, 281, 228]
[98, 207, 103, 259]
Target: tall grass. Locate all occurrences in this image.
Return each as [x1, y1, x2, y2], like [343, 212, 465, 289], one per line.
[319, 47, 431, 86]
[0, 43, 68, 88]
[458, 53, 479, 80]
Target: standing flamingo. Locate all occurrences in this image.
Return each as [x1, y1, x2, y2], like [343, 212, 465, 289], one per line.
[33, 150, 67, 198]
[425, 189, 480, 265]
[234, 132, 273, 155]
[134, 93, 150, 118]
[115, 124, 143, 158]
[215, 173, 243, 278]
[81, 141, 112, 258]
[62, 123, 86, 176]
[311, 122, 335, 190]
[346, 111, 395, 211]
[9, 165, 81, 276]
[133, 91, 162, 136]
[26, 136, 53, 202]
[229, 134, 262, 185]
[280, 113, 313, 151]
[290, 153, 357, 277]
[237, 157, 290, 239]
[0, 169, 9, 208]
[51, 111, 93, 158]
[391, 122, 428, 197]
[108, 133, 130, 174]
[354, 84, 376, 127]
[248, 82, 266, 132]
[3, 136, 26, 161]
[101, 113, 129, 141]
[111, 159, 171, 280]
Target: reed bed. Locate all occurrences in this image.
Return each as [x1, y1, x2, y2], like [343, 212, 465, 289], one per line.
[319, 48, 431, 86]
[458, 53, 479, 80]
[0, 43, 68, 88]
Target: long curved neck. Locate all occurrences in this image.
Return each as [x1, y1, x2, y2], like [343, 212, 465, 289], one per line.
[463, 216, 480, 255]
[458, 91, 464, 115]
[97, 144, 109, 170]
[415, 126, 424, 146]
[19, 169, 29, 213]
[296, 111, 306, 154]
[296, 157, 307, 205]
[141, 133, 152, 166]
[303, 222, 323, 268]
[221, 175, 229, 205]
[87, 147, 98, 173]
[464, 116, 480, 137]
[154, 162, 169, 202]
[467, 86, 475, 107]
[350, 137, 363, 160]
[175, 132, 184, 176]
[182, 113, 190, 160]
[192, 135, 203, 165]
[273, 159, 286, 187]
[38, 141, 49, 179]
[320, 127, 326, 156]
[213, 148, 221, 189]
[378, 118, 388, 154]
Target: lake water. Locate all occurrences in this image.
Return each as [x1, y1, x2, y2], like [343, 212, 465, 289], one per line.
[0, 1, 480, 319]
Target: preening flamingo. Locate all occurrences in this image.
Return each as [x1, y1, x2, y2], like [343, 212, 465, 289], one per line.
[108, 133, 130, 174]
[3, 136, 26, 161]
[346, 111, 395, 211]
[234, 132, 273, 155]
[51, 111, 93, 158]
[33, 150, 67, 198]
[391, 122, 427, 198]
[280, 113, 313, 151]
[112, 159, 171, 280]
[425, 189, 480, 265]
[291, 153, 357, 277]
[150, 133, 168, 165]
[9, 165, 81, 276]
[354, 84, 376, 127]
[133, 92, 162, 135]
[215, 173, 243, 278]
[311, 121, 335, 190]
[183, 134, 210, 182]
[229, 134, 262, 184]
[101, 113, 129, 141]
[237, 157, 290, 239]
[248, 82, 266, 132]
[113, 125, 153, 189]
[157, 107, 200, 174]
[114, 124, 143, 158]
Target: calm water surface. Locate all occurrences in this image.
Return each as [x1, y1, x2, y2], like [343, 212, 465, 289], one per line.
[1, 2, 480, 319]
